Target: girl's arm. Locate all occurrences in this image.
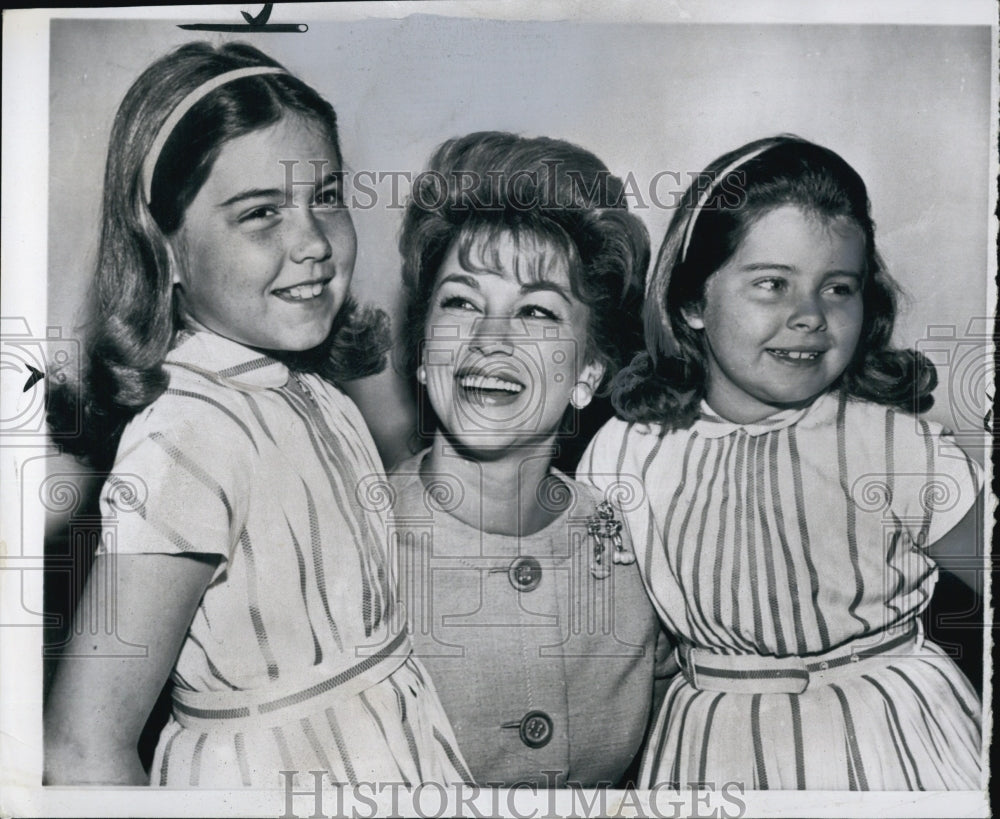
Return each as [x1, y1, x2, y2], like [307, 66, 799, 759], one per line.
[927, 490, 986, 595]
[44, 552, 218, 785]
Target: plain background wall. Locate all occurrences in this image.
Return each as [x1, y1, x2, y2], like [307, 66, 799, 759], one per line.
[47, 16, 993, 465]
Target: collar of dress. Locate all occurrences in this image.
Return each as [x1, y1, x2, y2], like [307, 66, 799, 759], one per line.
[692, 391, 840, 438]
[164, 330, 290, 391]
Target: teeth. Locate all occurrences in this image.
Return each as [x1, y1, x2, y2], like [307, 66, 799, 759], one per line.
[771, 349, 821, 360]
[458, 374, 523, 393]
[278, 282, 325, 300]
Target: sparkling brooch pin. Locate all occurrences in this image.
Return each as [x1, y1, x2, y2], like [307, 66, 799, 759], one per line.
[587, 500, 634, 579]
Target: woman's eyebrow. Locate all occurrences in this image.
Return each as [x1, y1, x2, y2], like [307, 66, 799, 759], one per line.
[520, 280, 572, 304]
[436, 273, 481, 291]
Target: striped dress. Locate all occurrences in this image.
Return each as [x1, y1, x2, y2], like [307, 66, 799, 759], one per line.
[97, 330, 471, 788]
[578, 391, 983, 790]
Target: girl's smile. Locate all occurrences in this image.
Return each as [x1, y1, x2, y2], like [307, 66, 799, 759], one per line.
[271, 278, 333, 301]
[684, 205, 865, 423]
[169, 115, 356, 352]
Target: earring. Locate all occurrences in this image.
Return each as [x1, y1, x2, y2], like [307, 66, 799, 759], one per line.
[416, 364, 427, 385]
[570, 381, 593, 410]
[164, 242, 183, 285]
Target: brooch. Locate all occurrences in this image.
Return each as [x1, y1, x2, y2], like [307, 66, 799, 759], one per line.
[587, 500, 634, 579]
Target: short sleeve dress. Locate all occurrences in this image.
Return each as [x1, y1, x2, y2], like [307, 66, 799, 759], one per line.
[97, 331, 471, 788]
[578, 391, 983, 790]
[388, 450, 670, 787]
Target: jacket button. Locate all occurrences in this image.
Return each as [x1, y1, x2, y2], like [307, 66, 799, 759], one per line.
[519, 710, 553, 748]
[508, 557, 542, 592]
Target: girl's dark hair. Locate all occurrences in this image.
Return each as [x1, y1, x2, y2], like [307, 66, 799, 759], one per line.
[397, 131, 650, 454]
[49, 42, 388, 469]
[612, 134, 936, 426]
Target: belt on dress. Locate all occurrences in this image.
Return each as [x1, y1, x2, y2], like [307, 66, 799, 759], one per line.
[676, 623, 922, 695]
[171, 629, 411, 729]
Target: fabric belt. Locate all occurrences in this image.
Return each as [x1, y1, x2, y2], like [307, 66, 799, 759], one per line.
[172, 629, 411, 729]
[677, 623, 922, 695]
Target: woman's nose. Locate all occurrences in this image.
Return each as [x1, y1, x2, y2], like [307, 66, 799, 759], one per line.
[469, 316, 517, 356]
[289, 209, 334, 264]
[787, 293, 827, 332]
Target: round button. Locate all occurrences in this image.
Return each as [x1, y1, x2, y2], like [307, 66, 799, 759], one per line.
[519, 710, 553, 748]
[508, 556, 542, 592]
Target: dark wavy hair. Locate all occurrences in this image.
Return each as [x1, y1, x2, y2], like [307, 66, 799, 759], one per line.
[612, 134, 936, 427]
[48, 42, 388, 469]
[397, 131, 650, 453]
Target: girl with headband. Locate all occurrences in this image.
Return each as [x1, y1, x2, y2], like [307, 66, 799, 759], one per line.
[579, 135, 983, 789]
[44, 42, 470, 788]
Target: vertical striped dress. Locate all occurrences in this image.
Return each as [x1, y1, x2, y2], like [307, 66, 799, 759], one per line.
[97, 330, 471, 788]
[578, 391, 983, 790]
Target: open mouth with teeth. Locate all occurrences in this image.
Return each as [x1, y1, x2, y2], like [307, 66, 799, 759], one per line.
[272, 279, 330, 302]
[767, 349, 824, 362]
[456, 372, 525, 406]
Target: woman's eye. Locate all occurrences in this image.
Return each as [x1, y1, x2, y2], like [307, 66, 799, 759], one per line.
[517, 304, 560, 321]
[440, 295, 480, 313]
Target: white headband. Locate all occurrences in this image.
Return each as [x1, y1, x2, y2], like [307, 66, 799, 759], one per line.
[678, 142, 777, 263]
[142, 66, 287, 205]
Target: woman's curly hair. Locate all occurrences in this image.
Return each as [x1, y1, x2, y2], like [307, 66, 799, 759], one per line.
[397, 131, 650, 455]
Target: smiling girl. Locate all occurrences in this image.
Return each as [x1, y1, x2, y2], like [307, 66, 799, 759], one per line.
[388, 132, 671, 787]
[44, 42, 470, 788]
[580, 135, 983, 789]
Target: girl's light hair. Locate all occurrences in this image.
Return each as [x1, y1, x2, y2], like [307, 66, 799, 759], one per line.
[49, 42, 388, 468]
[613, 134, 936, 427]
